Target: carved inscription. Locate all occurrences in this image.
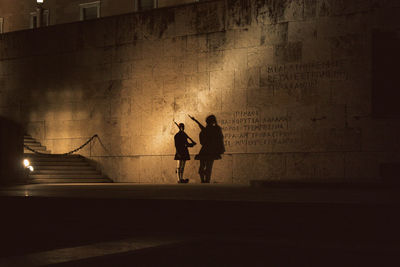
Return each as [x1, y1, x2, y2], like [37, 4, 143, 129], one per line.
[220, 110, 298, 150]
[261, 60, 348, 90]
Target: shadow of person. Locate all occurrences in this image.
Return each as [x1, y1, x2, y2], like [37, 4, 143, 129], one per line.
[189, 114, 225, 183]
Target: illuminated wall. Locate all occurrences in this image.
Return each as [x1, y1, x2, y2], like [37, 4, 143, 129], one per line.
[0, 0, 193, 33]
[0, 0, 399, 184]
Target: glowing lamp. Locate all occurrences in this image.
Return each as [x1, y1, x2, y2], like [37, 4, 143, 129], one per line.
[37, 0, 44, 3]
[28, 166, 34, 172]
[23, 159, 30, 167]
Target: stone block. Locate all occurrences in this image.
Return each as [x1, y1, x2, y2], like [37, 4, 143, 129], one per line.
[314, 104, 346, 129]
[247, 46, 274, 68]
[183, 53, 199, 75]
[131, 59, 153, 78]
[94, 156, 121, 181]
[210, 70, 234, 90]
[120, 113, 142, 137]
[86, 98, 111, 120]
[330, 34, 370, 61]
[196, 52, 208, 73]
[210, 154, 234, 184]
[186, 34, 208, 53]
[26, 121, 46, 141]
[247, 87, 274, 108]
[140, 156, 163, 183]
[141, 39, 164, 60]
[261, 23, 288, 46]
[223, 48, 248, 71]
[163, 75, 186, 96]
[285, 153, 316, 180]
[344, 152, 383, 181]
[304, 0, 317, 19]
[160, 155, 179, 184]
[116, 14, 140, 45]
[303, 127, 361, 152]
[110, 97, 132, 119]
[140, 9, 175, 40]
[317, 0, 372, 17]
[233, 153, 286, 183]
[141, 78, 163, 97]
[301, 40, 331, 61]
[234, 27, 261, 48]
[140, 113, 164, 136]
[111, 62, 132, 81]
[207, 51, 224, 71]
[120, 79, 142, 98]
[197, 88, 223, 113]
[207, 31, 235, 52]
[173, 94, 198, 115]
[119, 156, 141, 182]
[131, 92, 152, 114]
[150, 133, 174, 155]
[331, 79, 371, 115]
[163, 36, 186, 57]
[288, 21, 317, 42]
[286, 152, 345, 181]
[234, 67, 260, 89]
[174, 5, 198, 36]
[226, 0, 253, 29]
[130, 135, 151, 155]
[360, 121, 400, 152]
[255, 0, 303, 25]
[287, 105, 316, 131]
[113, 42, 143, 63]
[274, 42, 302, 64]
[80, 17, 116, 48]
[221, 88, 247, 112]
[195, 2, 226, 34]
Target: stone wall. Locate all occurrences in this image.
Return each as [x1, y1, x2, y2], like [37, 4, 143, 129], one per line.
[0, 0, 192, 33]
[0, 0, 399, 184]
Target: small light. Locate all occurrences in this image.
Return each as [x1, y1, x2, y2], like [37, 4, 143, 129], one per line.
[28, 166, 34, 172]
[37, 0, 44, 3]
[23, 159, 30, 167]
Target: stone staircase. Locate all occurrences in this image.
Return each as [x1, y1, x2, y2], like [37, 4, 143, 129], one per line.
[24, 135, 112, 184]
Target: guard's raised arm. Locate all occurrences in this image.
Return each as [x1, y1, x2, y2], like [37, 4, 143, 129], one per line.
[188, 114, 204, 130]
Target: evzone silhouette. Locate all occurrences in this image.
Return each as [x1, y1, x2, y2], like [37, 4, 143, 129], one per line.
[189, 114, 225, 183]
[173, 120, 196, 183]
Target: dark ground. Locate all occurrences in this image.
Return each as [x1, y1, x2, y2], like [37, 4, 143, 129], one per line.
[0, 184, 399, 266]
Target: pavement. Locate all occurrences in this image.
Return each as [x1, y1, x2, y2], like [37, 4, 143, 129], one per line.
[1, 183, 400, 204]
[0, 183, 400, 266]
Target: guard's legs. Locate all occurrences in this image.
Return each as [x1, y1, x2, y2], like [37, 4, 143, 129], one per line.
[199, 160, 206, 183]
[177, 160, 186, 182]
[204, 160, 214, 183]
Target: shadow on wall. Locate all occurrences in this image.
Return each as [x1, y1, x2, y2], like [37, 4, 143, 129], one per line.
[0, 116, 25, 185]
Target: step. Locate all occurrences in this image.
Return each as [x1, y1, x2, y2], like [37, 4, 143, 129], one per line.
[33, 170, 101, 175]
[33, 165, 94, 171]
[28, 178, 111, 184]
[29, 174, 106, 179]
[23, 135, 109, 184]
[27, 156, 87, 163]
[26, 154, 83, 158]
[24, 149, 52, 154]
[24, 146, 47, 151]
[24, 141, 42, 146]
[28, 161, 90, 167]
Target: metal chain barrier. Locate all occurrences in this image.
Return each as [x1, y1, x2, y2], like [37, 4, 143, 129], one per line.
[24, 134, 98, 156]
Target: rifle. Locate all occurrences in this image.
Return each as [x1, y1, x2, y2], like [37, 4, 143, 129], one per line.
[173, 119, 197, 146]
